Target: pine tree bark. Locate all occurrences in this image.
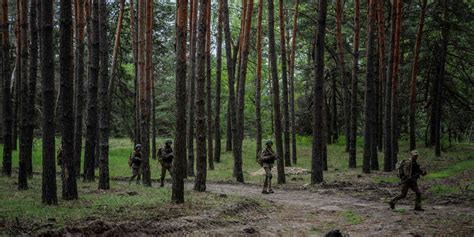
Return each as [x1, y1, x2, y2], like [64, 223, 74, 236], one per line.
[384, 0, 396, 172]
[24, 0, 38, 178]
[205, 0, 213, 170]
[268, 0, 285, 184]
[363, 0, 378, 174]
[1, 0, 13, 177]
[83, 0, 99, 182]
[137, 0, 152, 187]
[349, 0, 360, 169]
[129, 0, 140, 145]
[376, 0, 385, 153]
[187, 0, 198, 176]
[73, 0, 86, 177]
[214, 1, 223, 163]
[390, 0, 403, 168]
[433, 0, 449, 157]
[255, 0, 263, 157]
[409, 0, 427, 151]
[221, 0, 236, 153]
[289, 0, 299, 164]
[335, 0, 350, 153]
[60, 0, 78, 199]
[233, 0, 253, 183]
[172, 0, 187, 204]
[311, 0, 328, 184]
[18, 0, 29, 190]
[41, 0, 58, 205]
[278, 0, 291, 167]
[194, 0, 208, 192]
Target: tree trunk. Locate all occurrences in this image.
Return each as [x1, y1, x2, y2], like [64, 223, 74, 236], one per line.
[433, 0, 449, 157]
[172, 0, 187, 204]
[205, 0, 213, 170]
[187, 0, 198, 177]
[331, 76, 338, 142]
[129, 0, 140, 145]
[221, 0, 236, 153]
[60, 0, 78, 199]
[73, 0, 86, 177]
[409, 0, 427, 151]
[363, 0, 378, 174]
[267, 0, 285, 184]
[383, 0, 396, 172]
[255, 0, 263, 157]
[311, 0, 328, 184]
[194, 0, 208, 192]
[83, 0, 99, 182]
[1, 0, 13, 177]
[137, 0, 152, 187]
[390, 0, 403, 168]
[41, 0, 58, 205]
[349, 0, 360, 169]
[18, 0, 28, 190]
[335, 0, 350, 153]
[278, 0, 291, 167]
[233, 0, 253, 183]
[214, 1, 223, 163]
[376, 0, 385, 153]
[289, 0, 299, 165]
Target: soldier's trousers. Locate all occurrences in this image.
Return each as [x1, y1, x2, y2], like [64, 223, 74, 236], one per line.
[263, 167, 272, 191]
[129, 168, 141, 184]
[390, 181, 422, 208]
[160, 163, 173, 185]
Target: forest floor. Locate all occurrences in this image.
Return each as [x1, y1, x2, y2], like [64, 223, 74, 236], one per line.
[0, 139, 473, 236]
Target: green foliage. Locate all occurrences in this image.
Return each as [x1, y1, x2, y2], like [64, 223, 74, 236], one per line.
[340, 210, 364, 225]
[426, 160, 474, 180]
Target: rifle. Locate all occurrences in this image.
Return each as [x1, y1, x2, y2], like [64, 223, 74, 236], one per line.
[399, 172, 423, 185]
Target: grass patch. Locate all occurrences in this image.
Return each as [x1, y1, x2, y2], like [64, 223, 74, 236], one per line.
[426, 160, 474, 180]
[0, 175, 250, 229]
[340, 210, 364, 225]
[393, 208, 407, 213]
[428, 184, 459, 195]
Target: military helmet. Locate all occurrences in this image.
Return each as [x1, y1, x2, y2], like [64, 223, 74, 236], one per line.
[411, 150, 419, 156]
[265, 140, 273, 146]
[135, 144, 142, 149]
[165, 139, 173, 145]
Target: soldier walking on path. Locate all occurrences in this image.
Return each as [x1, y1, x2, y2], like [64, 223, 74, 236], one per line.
[158, 139, 174, 187]
[129, 144, 142, 184]
[389, 150, 427, 211]
[258, 140, 279, 194]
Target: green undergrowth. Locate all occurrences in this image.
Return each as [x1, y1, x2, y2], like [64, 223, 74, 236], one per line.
[0, 175, 253, 229]
[340, 210, 364, 225]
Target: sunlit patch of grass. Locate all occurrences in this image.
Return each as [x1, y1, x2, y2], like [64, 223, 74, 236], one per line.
[340, 210, 364, 225]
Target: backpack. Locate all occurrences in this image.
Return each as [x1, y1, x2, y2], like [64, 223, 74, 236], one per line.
[395, 159, 407, 179]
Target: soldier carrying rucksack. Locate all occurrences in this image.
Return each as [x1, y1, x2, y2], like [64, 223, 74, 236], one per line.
[389, 150, 427, 211]
[258, 140, 279, 194]
[157, 139, 174, 187]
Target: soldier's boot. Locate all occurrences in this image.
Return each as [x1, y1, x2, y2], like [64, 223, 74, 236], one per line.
[414, 193, 423, 211]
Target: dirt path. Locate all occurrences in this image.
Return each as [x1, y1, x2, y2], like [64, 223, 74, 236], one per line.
[202, 182, 474, 236]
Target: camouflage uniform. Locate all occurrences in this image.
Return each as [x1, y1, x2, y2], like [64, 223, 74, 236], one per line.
[129, 150, 142, 184]
[260, 143, 277, 194]
[158, 142, 174, 187]
[390, 156, 426, 210]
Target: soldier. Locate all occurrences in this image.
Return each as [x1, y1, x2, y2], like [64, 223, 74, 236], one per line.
[129, 144, 142, 184]
[158, 139, 174, 187]
[389, 150, 427, 211]
[258, 140, 279, 194]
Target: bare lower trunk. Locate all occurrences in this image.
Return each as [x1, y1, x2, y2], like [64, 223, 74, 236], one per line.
[349, 0, 360, 169]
